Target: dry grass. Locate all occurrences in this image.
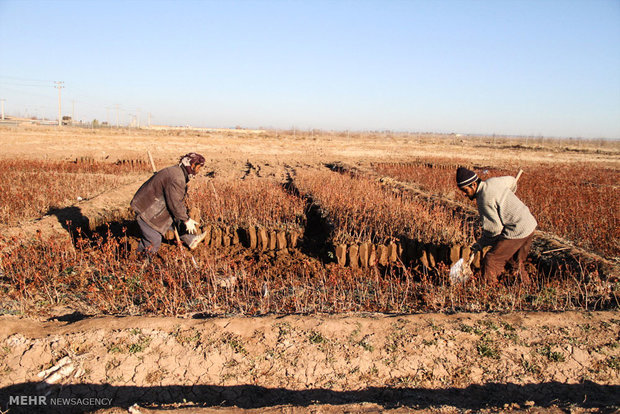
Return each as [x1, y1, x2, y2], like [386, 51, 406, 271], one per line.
[0, 159, 147, 226]
[0, 233, 616, 317]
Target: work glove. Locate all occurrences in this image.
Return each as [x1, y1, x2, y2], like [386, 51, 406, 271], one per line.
[184, 219, 199, 234]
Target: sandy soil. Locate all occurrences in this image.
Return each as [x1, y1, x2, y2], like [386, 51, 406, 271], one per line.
[1, 125, 619, 413]
[1, 311, 619, 413]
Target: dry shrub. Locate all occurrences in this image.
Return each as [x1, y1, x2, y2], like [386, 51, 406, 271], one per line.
[0, 233, 615, 317]
[294, 169, 475, 245]
[187, 177, 305, 231]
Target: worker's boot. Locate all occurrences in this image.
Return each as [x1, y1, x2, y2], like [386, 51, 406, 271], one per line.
[517, 262, 533, 286]
[187, 232, 208, 250]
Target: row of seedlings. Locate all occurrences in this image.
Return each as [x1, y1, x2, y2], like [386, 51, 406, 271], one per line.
[294, 169, 482, 269]
[334, 238, 491, 269]
[166, 221, 303, 251]
[184, 177, 306, 252]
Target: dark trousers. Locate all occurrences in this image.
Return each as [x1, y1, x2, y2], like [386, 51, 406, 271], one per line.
[137, 216, 197, 255]
[483, 232, 535, 284]
[137, 216, 162, 255]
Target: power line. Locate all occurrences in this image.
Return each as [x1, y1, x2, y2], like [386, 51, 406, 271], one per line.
[0, 81, 54, 88]
[0, 75, 52, 84]
[54, 81, 64, 126]
[0, 86, 56, 100]
[1, 76, 154, 128]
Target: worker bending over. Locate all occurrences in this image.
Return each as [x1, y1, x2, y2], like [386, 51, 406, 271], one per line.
[456, 167, 537, 285]
[131, 152, 207, 256]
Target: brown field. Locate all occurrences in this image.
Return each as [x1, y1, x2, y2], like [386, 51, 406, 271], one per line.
[0, 125, 619, 413]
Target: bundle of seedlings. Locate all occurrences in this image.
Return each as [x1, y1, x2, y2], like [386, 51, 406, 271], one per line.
[186, 177, 306, 251]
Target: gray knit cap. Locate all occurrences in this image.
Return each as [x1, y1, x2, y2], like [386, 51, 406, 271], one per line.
[456, 167, 478, 188]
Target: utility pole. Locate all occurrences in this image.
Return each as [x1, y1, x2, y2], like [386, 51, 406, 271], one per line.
[0, 99, 5, 120]
[54, 81, 64, 126]
[136, 108, 141, 128]
[115, 104, 120, 128]
[106, 107, 110, 125]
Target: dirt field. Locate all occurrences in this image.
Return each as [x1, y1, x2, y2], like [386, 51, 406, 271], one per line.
[1, 311, 619, 413]
[0, 125, 619, 413]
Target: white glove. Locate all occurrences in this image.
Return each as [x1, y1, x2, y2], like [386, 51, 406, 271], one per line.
[185, 219, 199, 234]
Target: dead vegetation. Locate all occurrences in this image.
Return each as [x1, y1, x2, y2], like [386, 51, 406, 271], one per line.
[0, 127, 618, 317]
[0, 125, 619, 412]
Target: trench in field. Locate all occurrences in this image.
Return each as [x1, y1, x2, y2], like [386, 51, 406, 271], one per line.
[37, 161, 616, 282]
[282, 172, 334, 263]
[281, 167, 470, 277]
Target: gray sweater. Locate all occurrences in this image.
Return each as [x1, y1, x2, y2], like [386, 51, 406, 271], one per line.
[475, 176, 537, 248]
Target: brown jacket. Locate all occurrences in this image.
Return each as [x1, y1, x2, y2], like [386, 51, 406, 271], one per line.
[130, 165, 190, 235]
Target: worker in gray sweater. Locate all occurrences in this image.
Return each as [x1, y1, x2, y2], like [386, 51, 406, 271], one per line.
[456, 167, 537, 285]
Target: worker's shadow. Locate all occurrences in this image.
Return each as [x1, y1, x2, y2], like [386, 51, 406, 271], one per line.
[47, 206, 89, 237]
[47, 206, 140, 246]
[1, 380, 618, 414]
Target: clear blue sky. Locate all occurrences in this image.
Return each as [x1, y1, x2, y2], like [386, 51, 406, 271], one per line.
[1, 0, 619, 138]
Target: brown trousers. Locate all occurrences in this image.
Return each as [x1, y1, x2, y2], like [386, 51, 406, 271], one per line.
[483, 232, 535, 285]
